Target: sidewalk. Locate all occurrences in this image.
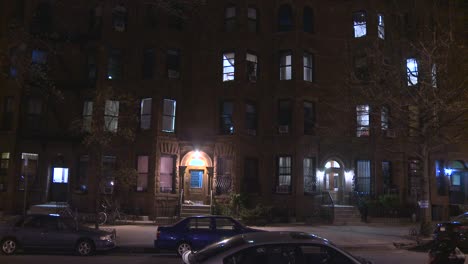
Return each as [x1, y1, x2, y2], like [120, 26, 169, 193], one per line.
[110, 220, 424, 253]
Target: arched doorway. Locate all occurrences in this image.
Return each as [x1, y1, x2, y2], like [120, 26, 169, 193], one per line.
[323, 160, 346, 204]
[180, 151, 213, 205]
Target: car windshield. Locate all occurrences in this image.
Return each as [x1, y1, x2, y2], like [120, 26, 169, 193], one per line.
[191, 235, 247, 262]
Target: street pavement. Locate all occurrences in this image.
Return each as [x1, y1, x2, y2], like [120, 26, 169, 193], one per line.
[110, 221, 423, 253]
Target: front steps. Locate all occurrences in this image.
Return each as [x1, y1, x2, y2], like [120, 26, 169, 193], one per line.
[333, 205, 363, 225]
[180, 204, 211, 217]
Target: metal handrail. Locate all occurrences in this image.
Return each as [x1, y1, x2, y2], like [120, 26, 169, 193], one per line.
[178, 188, 184, 217]
[210, 190, 213, 215]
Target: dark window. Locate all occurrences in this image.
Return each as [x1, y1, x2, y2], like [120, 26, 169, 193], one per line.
[408, 159, 421, 197]
[277, 156, 292, 193]
[137, 155, 149, 192]
[303, 7, 314, 33]
[30, 3, 53, 35]
[215, 157, 233, 195]
[144, 4, 157, 29]
[303, 52, 313, 82]
[75, 155, 88, 193]
[107, 49, 122, 80]
[87, 51, 97, 82]
[142, 48, 155, 79]
[247, 7, 258, 33]
[140, 98, 152, 130]
[278, 100, 291, 133]
[246, 53, 258, 82]
[382, 161, 392, 193]
[381, 106, 389, 131]
[32, 50, 47, 64]
[19, 153, 39, 191]
[245, 102, 257, 135]
[278, 4, 293, 31]
[435, 160, 447, 196]
[167, 49, 180, 79]
[26, 98, 42, 131]
[160, 155, 175, 193]
[102, 156, 116, 194]
[0, 152, 10, 191]
[243, 158, 259, 193]
[220, 101, 234, 135]
[225, 6, 236, 32]
[303, 101, 315, 134]
[112, 3, 127, 32]
[2, 97, 14, 131]
[168, 3, 184, 30]
[162, 99, 176, 133]
[353, 53, 368, 80]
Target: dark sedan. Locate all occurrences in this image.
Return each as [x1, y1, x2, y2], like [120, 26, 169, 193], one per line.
[154, 215, 263, 255]
[0, 214, 116, 256]
[182, 231, 372, 264]
[434, 212, 468, 250]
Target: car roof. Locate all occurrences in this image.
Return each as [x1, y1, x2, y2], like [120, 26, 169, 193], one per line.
[240, 231, 330, 245]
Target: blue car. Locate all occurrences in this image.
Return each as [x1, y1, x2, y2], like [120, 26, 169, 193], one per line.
[154, 215, 262, 255]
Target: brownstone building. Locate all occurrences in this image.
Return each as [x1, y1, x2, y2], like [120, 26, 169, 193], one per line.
[0, 0, 466, 222]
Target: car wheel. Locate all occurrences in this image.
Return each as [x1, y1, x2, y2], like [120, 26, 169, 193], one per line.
[177, 242, 192, 256]
[1, 238, 18, 255]
[75, 239, 95, 256]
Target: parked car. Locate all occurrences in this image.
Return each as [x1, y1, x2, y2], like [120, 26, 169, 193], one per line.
[154, 215, 263, 255]
[0, 214, 116, 256]
[434, 212, 468, 250]
[182, 231, 372, 264]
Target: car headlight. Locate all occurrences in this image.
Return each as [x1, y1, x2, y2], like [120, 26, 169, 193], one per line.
[99, 234, 113, 241]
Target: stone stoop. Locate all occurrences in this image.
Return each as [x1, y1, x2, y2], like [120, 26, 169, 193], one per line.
[180, 204, 212, 217]
[333, 206, 363, 225]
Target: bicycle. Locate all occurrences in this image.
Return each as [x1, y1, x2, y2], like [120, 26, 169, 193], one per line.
[97, 202, 127, 225]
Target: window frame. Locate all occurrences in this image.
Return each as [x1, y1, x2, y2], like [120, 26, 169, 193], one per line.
[2, 96, 14, 130]
[247, 7, 258, 33]
[356, 104, 370, 137]
[224, 5, 236, 32]
[377, 13, 385, 39]
[303, 52, 313, 82]
[278, 99, 292, 132]
[356, 160, 371, 195]
[303, 157, 316, 194]
[276, 156, 292, 194]
[142, 48, 155, 79]
[303, 6, 314, 33]
[279, 50, 292, 80]
[303, 101, 315, 135]
[220, 100, 234, 135]
[82, 101, 93, 132]
[104, 100, 119, 132]
[381, 106, 389, 131]
[278, 4, 293, 32]
[140, 98, 152, 130]
[245, 102, 257, 135]
[167, 49, 181, 79]
[107, 48, 123, 80]
[353, 11, 367, 38]
[162, 99, 176, 133]
[223, 52, 235, 82]
[246, 52, 258, 82]
[136, 155, 149, 192]
[406, 58, 419, 86]
[0, 152, 10, 192]
[160, 155, 175, 193]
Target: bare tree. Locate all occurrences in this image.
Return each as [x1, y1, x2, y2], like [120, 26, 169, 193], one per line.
[346, 1, 467, 233]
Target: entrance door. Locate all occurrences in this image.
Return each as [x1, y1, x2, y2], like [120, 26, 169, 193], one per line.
[50, 167, 69, 202]
[324, 160, 345, 204]
[186, 169, 207, 204]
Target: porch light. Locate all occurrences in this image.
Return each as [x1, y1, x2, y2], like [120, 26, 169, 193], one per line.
[444, 168, 453, 176]
[189, 150, 205, 166]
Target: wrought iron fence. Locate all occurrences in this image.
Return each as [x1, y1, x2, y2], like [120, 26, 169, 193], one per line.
[153, 205, 179, 225]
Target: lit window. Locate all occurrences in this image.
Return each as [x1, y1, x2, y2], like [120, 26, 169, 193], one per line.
[378, 14, 385, 39]
[406, 58, 418, 86]
[225, 6, 236, 32]
[223, 52, 235, 81]
[432, 64, 437, 88]
[246, 53, 258, 82]
[190, 170, 203, 189]
[356, 105, 370, 137]
[247, 7, 258, 33]
[137, 155, 148, 192]
[277, 156, 291, 193]
[280, 51, 292, 80]
[353, 11, 367, 38]
[104, 100, 119, 132]
[0, 152, 10, 191]
[162, 99, 176, 133]
[53, 168, 69, 183]
[112, 3, 127, 32]
[303, 52, 313, 82]
[140, 98, 152, 130]
[82, 101, 93, 132]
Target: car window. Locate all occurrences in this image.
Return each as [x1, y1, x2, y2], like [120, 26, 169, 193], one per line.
[43, 217, 58, 230]
[301, 245, 354, 264]
[215, 218, 237, 230]
[188, 218, 212, 230]
[22, 216, 43, 229]
[224, 245, 302, 264]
